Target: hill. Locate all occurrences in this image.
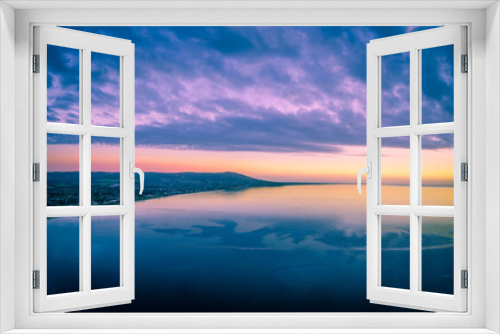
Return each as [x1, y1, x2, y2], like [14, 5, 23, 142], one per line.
[138, 171, 297, 201]
[47, 171, 298, 206]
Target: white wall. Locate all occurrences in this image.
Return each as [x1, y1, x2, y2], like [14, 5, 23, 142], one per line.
[5, 4, 494, 332]
[486, 2, 500, 333]
[0, 2, 16, 333]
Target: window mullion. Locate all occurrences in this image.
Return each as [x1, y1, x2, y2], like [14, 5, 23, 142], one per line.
[372, 126, 411, 138]
[413, 123, 454, 135]
[82, 48, 91, 207]
[409, 47, 420, 294]
[82, 48, 92, 294]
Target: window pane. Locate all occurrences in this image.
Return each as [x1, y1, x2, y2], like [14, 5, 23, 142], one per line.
[421, 133, 454, 206]
[421, 45, 454, 124]
[47, 133, 80, 206]
[47, 45, 80, 124]
[381, 52, 410, 127]
[91, 216, 121, 290]
[91, 137, 121, 205]
[381, 215, 410, 290]
[381, 137, 410, 205]
[91, 52, 121, 127]
[47, 216, 80, 295]
[421, 217, 454, 294]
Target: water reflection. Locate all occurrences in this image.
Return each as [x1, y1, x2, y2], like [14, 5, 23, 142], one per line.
[64, 184, 454, 312]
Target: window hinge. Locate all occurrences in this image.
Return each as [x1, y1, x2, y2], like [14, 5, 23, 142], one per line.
[461, 162, 468, 181]
[461, 270, 468, 289]
[461, 54, 468, 73]
[33, 270, 40, 289]
[33, 163, 40, 182]
[33, 54, 40, 73]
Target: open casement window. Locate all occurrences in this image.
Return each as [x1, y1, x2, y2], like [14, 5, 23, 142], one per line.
[33, 26, 141, 312]
[364, 26, 467, 312]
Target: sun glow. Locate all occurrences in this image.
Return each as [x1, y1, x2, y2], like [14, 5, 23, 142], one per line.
[48, 143, 453, 185]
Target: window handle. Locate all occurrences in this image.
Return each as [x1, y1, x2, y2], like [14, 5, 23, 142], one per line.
[357, 162, 372, 195]
[129, 162, 144, 195]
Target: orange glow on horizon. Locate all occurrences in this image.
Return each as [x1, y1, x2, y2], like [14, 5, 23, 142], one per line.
[133, 145, 370, 183]
[47, 143, 454, 185]
[91, 143, 120, 172]
[422, 147, 454, 186]
[47, 144, 79, 171]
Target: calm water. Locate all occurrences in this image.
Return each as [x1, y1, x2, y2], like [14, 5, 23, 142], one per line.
[47, 184, 454, 312]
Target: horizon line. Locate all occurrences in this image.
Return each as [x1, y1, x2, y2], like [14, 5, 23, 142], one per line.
[46, 170, 454, 187]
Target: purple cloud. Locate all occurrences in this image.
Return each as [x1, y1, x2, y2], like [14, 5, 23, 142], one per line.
[49, 26, 451, 152]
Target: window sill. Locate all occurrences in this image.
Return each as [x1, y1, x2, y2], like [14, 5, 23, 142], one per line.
[3, 329, 498, 334]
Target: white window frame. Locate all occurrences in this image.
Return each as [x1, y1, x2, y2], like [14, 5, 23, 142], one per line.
[366, 26, 468, 312]
[32, 26, 136, 313]
[1, 1, 498, 333]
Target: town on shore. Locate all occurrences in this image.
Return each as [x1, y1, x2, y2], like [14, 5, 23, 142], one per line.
[47, 171, 311, 206]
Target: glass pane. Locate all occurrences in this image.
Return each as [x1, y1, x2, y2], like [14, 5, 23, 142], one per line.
[91, 52, 121, 127]
[421, 45, 454, 124]
[421, 217, 454, 294]
[91, 137, 120, 205]
[381, 137, 410, 205]
[47, 133, 80, 206]
[47, 216, 80, 295]
[381, 215, 410, 290]
[91, 216, 121, 290]
[381, 52, 410, 127]
[421, 133, 454, 206]
[47, 45, 80, 124]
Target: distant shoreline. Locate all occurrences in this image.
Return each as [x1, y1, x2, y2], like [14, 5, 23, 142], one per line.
[46, 171, 453, 206]
[46, 171, 453, 187]
[134, 182, 453, 203]
[133, 182, 346, 202]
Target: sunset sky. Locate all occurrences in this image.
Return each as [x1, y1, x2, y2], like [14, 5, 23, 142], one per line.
[46, 26, 454, 184]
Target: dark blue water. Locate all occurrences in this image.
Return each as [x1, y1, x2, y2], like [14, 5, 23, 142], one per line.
[46, 185, 453, 312]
